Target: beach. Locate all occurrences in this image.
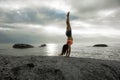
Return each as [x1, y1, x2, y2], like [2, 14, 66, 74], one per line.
[1, 0, 120, 80]
[0, 54, 120, 80]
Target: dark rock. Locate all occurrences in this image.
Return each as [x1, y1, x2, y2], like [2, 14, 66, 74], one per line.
[34, 67, 65, 80]
[11, 67, 20, 76]
[0, 68, 16, 80]
[10, 66, 65, 80]
[39, 44, 47, 47]
[80, 63, 120, 80]
[93, 44, 108, 47]
[26, 63, 35, 68]
[13, 44, 34, 49]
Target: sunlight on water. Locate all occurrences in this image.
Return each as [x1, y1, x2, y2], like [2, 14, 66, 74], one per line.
[0, 43, 120, 61]
[46, 43, 58, 56]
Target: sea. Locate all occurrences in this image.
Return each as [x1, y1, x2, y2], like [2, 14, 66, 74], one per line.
[0, 42, 120, 61]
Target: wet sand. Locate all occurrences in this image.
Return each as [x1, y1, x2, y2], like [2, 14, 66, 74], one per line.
[0, 54, 120, 80]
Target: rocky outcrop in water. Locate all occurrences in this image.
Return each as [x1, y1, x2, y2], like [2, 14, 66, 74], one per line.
[39, 44, 47, 47]
[13, 44, 34, 49]
[93, 44, 108, 47]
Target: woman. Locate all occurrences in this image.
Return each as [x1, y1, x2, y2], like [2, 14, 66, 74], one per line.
[61, 12, 73, 57]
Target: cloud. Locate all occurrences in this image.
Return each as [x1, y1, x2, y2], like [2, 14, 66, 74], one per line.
[68, 0, 120, 23]
[0, 7, 67, 25]
[0, 0, 120, 43]
[69, 0, 120, 12]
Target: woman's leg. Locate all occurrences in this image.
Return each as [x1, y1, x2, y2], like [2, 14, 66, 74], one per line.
[66, 12, 73, 39]
[66, 12, 71, 31]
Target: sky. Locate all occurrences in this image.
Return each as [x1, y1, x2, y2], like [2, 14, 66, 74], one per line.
[0, 0, 120, 44]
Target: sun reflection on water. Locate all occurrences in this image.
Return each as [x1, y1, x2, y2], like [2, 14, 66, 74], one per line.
[46, 43, 57, 56]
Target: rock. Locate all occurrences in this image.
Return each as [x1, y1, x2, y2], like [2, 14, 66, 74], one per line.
[39, 44, 47, 47]
[13, 44, 34, 49]
[0, 56, 120, 80]
[93, 44, 108, 47]
[26, 63, 35, 68]
[11, 67, 21, 76]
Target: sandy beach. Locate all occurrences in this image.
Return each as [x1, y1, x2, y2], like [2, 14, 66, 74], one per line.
[0, 54, 120, 80]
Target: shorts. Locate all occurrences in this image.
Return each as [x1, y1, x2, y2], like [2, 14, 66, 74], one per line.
[67, 39, 73, 45]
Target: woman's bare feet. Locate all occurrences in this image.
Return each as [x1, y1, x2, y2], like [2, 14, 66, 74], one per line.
[66, 11, 70, 17]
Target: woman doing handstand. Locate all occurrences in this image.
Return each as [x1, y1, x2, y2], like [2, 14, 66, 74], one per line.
[61, 12, 73, 57]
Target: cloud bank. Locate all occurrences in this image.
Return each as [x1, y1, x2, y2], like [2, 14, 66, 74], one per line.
[0, 0, 120, 43]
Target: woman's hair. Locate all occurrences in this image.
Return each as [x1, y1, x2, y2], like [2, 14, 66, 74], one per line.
[61, 44, 68, 55]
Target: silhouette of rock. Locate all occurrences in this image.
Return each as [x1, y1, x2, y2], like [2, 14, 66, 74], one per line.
[93, 44, 108, 47]
[13, 44, 34, 49]
[39, 44, 47, 47]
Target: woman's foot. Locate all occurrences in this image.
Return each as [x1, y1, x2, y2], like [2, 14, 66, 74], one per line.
[66, 11, 70, 17]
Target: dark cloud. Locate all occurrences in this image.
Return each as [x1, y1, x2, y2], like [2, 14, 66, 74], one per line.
[0, 8, 41, 24]
[0, 6, 78, 31]
[0, 29, 64, 43]
[0, 8, 61, 26]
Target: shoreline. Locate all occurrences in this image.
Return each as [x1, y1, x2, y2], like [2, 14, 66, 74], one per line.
[0, 54, 120, 80]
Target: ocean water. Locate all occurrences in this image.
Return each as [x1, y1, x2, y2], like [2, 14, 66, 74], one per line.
[0, 43, 120, 61]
